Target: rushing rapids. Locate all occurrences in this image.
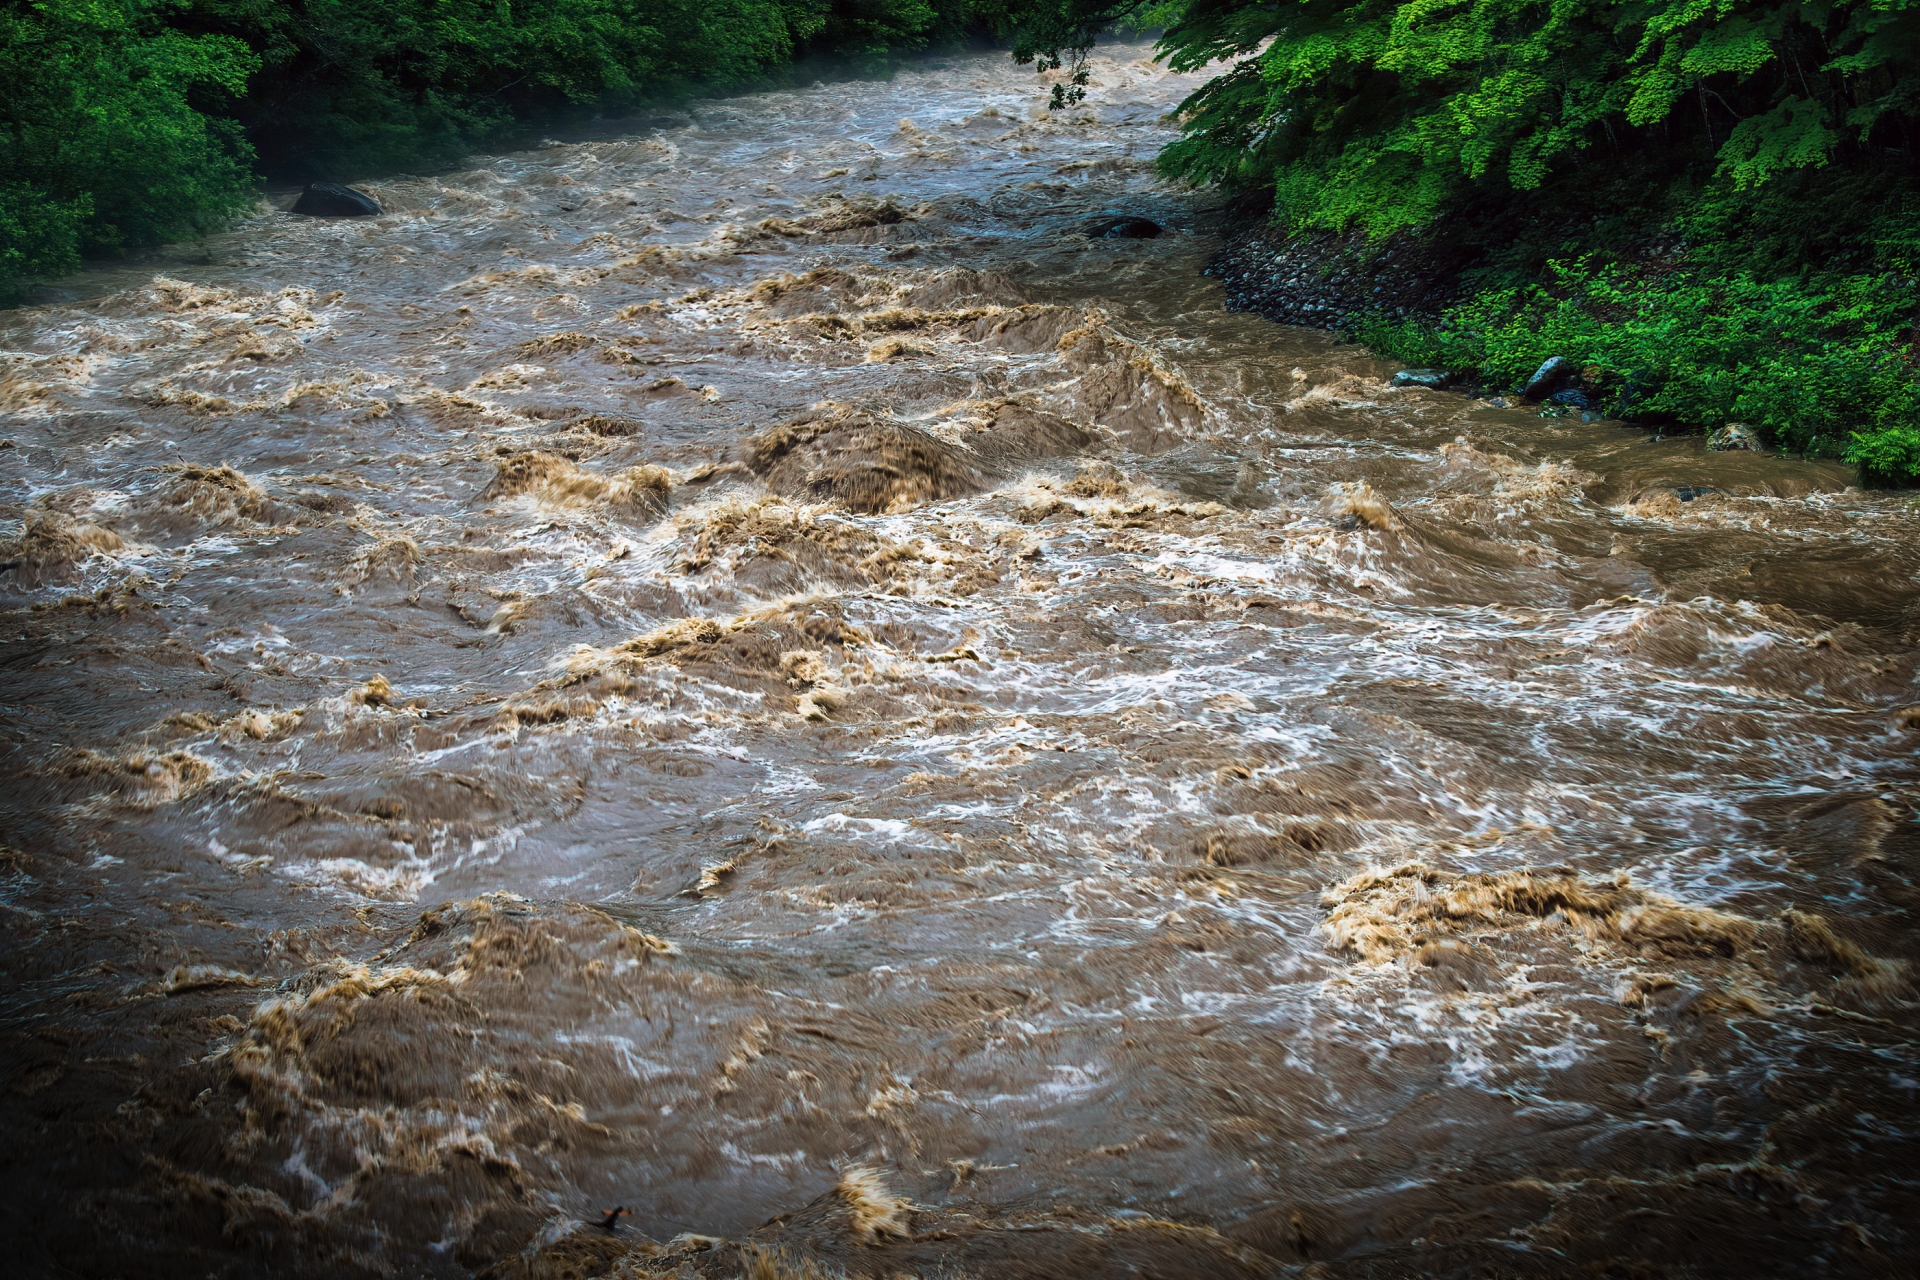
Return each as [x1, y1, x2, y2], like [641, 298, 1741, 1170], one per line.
[1, 43, 1917, 1280]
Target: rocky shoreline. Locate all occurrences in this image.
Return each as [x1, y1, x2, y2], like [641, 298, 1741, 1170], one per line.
[1203, 226, 1767, 453]
[1203, 225, 1463, 334]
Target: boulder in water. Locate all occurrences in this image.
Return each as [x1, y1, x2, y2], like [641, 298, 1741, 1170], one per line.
[293, 182, 381, 217]
[1521, 355, 1579, 401]
[1391, 368, 1452, 390]
[1707, 422, 1762, 452]
[1547, 387, 1592, 410]
[1088, 216, 1162, 240]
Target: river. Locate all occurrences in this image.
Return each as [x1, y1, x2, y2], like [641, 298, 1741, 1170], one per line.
[2, 42, 1916, 1280]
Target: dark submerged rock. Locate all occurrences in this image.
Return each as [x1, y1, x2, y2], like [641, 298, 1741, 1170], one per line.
[1391, 368, 1453, 390]
[1089, 216, 1163, 240]
[1547, 388, 1592, 410]
[293, 182, 381, 217]
[1522, 356, 1579, 401]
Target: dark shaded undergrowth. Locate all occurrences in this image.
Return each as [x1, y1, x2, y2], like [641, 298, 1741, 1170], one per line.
[1, 0, 1025, 299]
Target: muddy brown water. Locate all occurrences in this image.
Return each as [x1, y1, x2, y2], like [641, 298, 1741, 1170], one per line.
[2, 44, 1918, 1280]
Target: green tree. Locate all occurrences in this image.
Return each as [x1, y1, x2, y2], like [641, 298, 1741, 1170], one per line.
[0, 0, 985, 296]
[1, 0, 259, 296]
[1119, 0, 1920, 234]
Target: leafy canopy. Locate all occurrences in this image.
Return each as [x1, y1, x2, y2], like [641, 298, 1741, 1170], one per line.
[1106, 0, 1920, 234]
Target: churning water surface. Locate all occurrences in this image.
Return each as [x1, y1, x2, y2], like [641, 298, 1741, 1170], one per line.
[1, 42, 1917, 1280]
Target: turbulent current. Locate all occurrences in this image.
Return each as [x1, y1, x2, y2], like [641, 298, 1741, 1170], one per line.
[3, 44, 1918, 1280]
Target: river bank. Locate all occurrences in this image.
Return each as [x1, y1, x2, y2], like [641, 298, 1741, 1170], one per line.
[1206, 220, 1920, 487]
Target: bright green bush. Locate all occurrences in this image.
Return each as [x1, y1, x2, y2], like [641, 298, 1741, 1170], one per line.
[1357, 263, 1920, 481]
[1142, 0, 1920, 238]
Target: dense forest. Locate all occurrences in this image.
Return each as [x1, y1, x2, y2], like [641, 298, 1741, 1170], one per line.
[4, 0, 1919, 480]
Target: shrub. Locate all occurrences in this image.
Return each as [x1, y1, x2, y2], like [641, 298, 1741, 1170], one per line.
[1357, 262, 1920, 480]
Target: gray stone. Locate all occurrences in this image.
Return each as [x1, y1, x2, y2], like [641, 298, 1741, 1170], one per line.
[1089, 216, 1162, 240]
[292, 182, 381, 217]
[1706, 422, 1763, 452]
[1522, 355, 1579, 401]
[1391, 369, 1452, 390]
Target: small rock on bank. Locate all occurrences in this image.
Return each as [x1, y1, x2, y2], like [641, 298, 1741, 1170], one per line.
[292, 182, 381, 217]
[1391, 369, 1453, 390]
[1522, 356, 1580, 401]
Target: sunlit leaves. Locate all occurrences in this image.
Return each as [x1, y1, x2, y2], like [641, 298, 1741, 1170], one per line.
[1130, 0, 1920, 233]
[1719, 95, 1838, 185]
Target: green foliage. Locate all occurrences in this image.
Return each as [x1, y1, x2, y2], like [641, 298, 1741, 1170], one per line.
[0, 183, 90, 289]
[224, 0, 806, 177]
[1141, 0, 1920, 235]
[1358, 260, 1920, 481]
[0, 0, 986, 299]
[217, 1, 976, 179]
[1, 0, 261, 301]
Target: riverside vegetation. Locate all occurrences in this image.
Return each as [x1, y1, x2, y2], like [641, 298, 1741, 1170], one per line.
[0, 0, 1006, 289]
[1025, 0, 1920, 482]
[5, 0, 1919, 481]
